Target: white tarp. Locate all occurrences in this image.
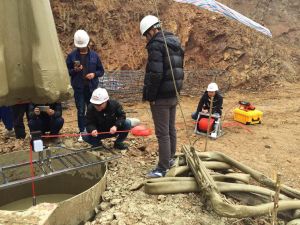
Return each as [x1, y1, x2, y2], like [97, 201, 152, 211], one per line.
[174, 0, 272, 37]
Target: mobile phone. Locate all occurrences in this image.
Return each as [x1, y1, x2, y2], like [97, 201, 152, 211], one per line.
[74, 60, 81, 67]
[37, 106, 50, 112]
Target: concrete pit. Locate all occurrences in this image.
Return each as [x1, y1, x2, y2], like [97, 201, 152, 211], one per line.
[0, 149, 107, 225]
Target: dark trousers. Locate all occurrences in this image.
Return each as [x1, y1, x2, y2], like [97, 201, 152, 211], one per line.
[0, 106, 13, 130]
[12, 103, 29, 139]
[150, 97, 177, 171]
[74, 86, 92, 132]
[28, 117, 64, 135]
[83, 119, 131, 147]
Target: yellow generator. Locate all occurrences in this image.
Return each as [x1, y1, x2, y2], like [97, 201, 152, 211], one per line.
[233, 101, 263, 125]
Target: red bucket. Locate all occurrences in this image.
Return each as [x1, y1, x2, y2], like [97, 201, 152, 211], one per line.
[198, 118, 215, 132]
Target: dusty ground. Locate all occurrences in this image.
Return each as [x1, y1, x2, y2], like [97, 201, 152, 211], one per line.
[1, 82, 299, 225]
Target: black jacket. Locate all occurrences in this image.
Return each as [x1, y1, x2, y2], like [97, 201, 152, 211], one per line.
[196, 91, 223, 115]
[143, 31, 184, 101]
[85, 100, 126, 133]
[28, 103, 63, 120]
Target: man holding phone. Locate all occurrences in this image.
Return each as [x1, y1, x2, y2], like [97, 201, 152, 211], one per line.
[66, 29, 105, 142]
[28, 103, 64, 136]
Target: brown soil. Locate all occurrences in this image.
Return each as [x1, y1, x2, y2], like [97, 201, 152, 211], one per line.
[1, 83, 299, 224]
[0, 0, 299, 224]
[50, 0, 300, 90]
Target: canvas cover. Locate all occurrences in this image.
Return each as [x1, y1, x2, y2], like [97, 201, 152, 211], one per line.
[0, 0, 72, 106]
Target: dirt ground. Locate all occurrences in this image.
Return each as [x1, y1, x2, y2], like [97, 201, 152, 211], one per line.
[1, 82, 299, 225]
[0, 1, 299, 224]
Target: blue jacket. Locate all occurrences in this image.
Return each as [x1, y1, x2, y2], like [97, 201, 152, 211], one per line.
[66, 48, 104, 91]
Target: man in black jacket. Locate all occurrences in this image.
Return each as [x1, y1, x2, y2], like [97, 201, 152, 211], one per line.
[28, 103, 64, 135]
[83, 88, 131, 150]
[140, 15, 184, 178]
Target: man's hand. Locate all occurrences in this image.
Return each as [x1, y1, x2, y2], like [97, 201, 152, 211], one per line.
[202, 109, 208, 113]
[91, 130, 98, 137]
[46, 109, 55, 116]
[85, 73, 95, 80]
[110, 126, 117, 134]
[74, 65, 83, 72]
[34, 107, 40, 115]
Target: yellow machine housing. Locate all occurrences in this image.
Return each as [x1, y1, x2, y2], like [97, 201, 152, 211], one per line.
[233, 108, 263, 125]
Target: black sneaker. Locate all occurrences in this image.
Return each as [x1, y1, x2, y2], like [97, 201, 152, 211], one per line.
[114, 142, 128, 150]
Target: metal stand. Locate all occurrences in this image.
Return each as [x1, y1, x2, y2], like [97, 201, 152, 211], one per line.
[194, 112, 224, 139]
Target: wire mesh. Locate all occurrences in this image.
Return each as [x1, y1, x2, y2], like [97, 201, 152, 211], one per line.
[99, 70, 144, 103]
[98, 69, 231, 102]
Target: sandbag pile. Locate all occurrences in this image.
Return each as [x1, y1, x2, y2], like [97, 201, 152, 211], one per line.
[140, 147, 300, 224]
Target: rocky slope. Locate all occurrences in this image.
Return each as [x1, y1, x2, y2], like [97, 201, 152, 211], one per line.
[50, 0, 299, 91]
[218, 0, 300, 48]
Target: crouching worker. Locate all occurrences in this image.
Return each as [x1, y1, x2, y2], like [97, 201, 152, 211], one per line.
[192, 83, 223, 137]
[83, 88, 131, 150]
[28, 103, 64, 135]
[192, 82, 223, 120]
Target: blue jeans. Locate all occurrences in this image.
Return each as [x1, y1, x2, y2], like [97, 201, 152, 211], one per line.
[28, 117, 64, 135]
[83, 119, 131, 147]
[74, 86, 92, 132]
[0, 106, 13, 130]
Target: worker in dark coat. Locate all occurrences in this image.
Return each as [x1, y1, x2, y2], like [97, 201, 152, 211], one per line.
[140, 15, 184, 178]
[66, 29, 105, 142]
[192, 82, 223, 120]
[28, 103, 64, 135]
[83, 88, 131, 150]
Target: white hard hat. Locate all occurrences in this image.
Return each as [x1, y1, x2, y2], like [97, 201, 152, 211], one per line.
[207, 83, 219, 92]
[90, 88, 109, 105]
[74, 29, 90, 48]
[140, 15, 160, 36]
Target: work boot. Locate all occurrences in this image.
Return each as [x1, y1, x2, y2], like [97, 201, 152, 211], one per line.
[113, 142, 128, 150]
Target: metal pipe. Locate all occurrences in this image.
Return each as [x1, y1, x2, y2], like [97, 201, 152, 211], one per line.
[58, 158, 69, 168]
[69, 155, 84, 165]
[77, 153, 90, 164]
[1, 147, 96, 170]
[64, 156, 77, 167]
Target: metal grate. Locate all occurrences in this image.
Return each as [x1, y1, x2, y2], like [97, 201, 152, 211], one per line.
[99, 70, 144, 103]
[99, 69, 231, 102]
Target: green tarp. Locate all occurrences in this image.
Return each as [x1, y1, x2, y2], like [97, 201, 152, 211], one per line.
[0, 0, 72, 105]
